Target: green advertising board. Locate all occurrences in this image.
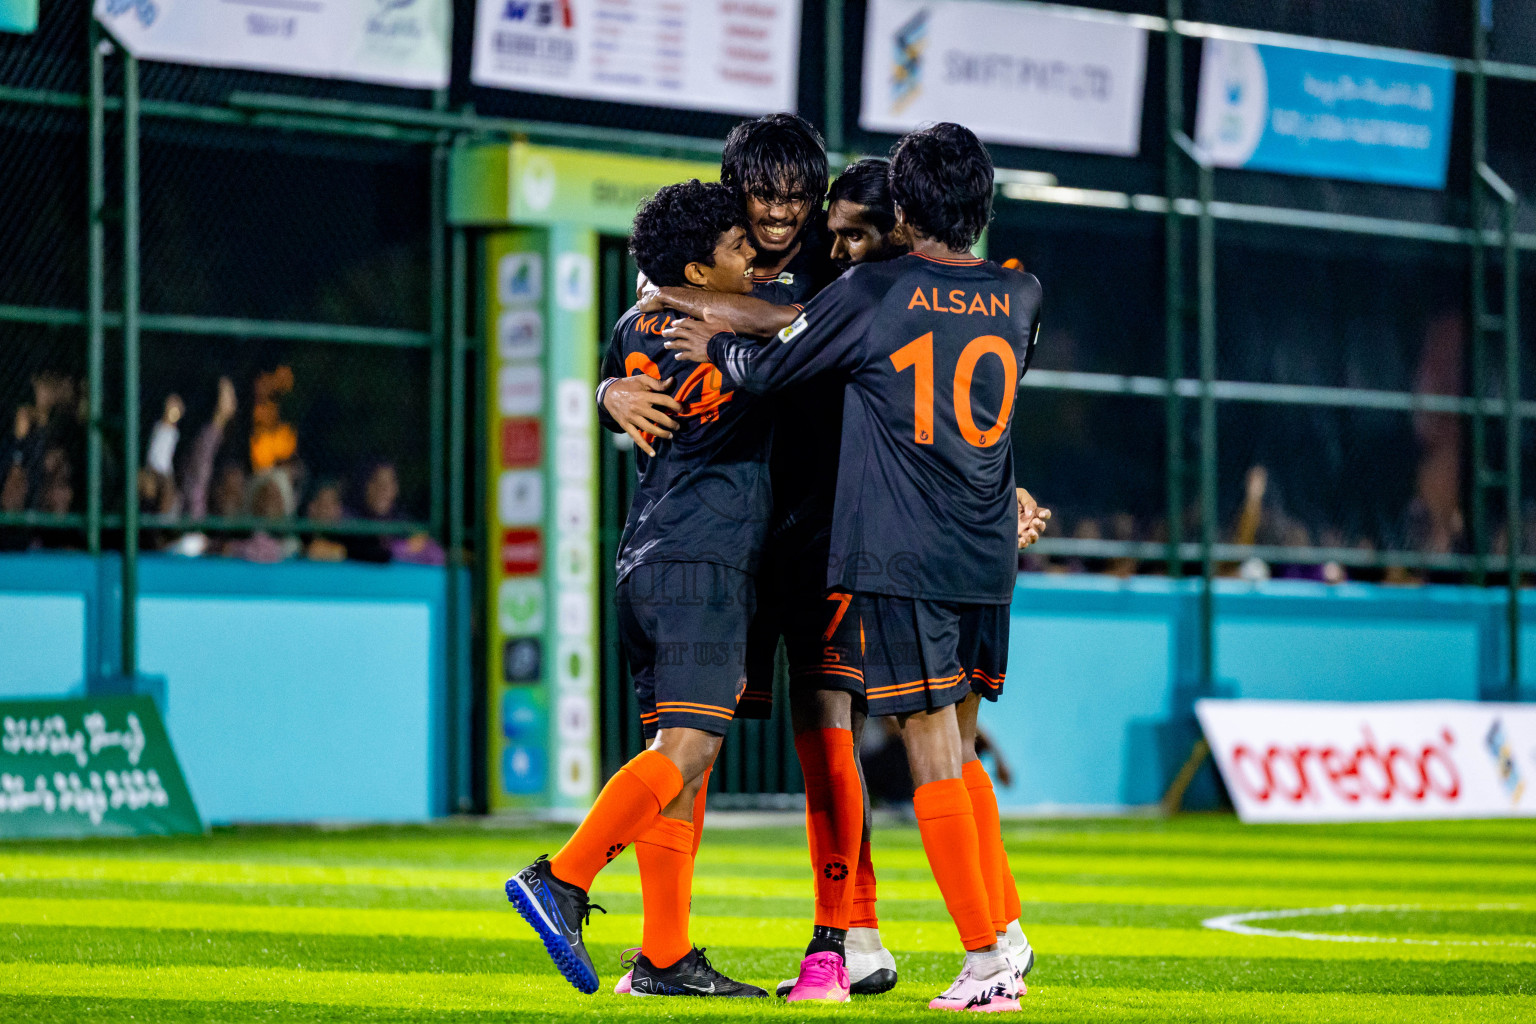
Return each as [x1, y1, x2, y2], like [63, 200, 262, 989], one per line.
[1, 696, 201, 837]
[459, 142, 719, 816]
[0, 0, 36, 33]
[451, 142, 719, 234]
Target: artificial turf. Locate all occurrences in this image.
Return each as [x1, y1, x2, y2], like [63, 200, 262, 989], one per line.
[1, 816, 1532, 1022]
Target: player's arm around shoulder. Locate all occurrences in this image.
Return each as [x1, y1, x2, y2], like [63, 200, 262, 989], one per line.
[665, 263, 891, 393]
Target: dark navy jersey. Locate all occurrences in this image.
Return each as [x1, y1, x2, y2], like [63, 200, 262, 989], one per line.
[602, 304, 774, 581]
[708, 252, 1042, 604]
[749, 220, 843, 545]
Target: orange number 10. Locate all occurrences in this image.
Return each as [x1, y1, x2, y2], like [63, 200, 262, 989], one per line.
[889, 332, 934, 443]
[890, 333, 1018, 448]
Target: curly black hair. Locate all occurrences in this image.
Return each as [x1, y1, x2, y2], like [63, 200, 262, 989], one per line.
[720, 113, 829, 206]
[889, 123, 994, 250]
[629, 180, 746, 288]
[828, 157, 895, 236]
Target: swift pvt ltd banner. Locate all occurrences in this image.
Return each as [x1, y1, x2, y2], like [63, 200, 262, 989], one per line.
[472, 0, 801, 116]
[1197, 699, 1536, 823]
[1194, 37, 1455, 189]
[860, 0, 1148, 156]
[94, 0, 451, 88]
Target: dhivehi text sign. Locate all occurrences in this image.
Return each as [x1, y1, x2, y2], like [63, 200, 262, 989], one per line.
[1194, 38, 1454, 189]
[1, 0, 37, 34]
[860, 0, 1148, 156]
[471, 0, 801, 115]
[94, 0, 451, 89]
[0, 696, 201, 837]
[1197, 699, 1536, 823]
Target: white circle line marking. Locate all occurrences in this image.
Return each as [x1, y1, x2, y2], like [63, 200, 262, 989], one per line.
[1201, 904, 1536, 949]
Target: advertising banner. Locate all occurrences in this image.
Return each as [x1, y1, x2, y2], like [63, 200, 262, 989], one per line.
[484, 224, 600, 816]
[450, 142, 721, 233]
[1197, 699, 1536, 823]
[1194, 38, 1455, 189]
[1, 696, 201, 837]
[1, 0, 37, 34]
[471, 0, 801, 115]
[860, 0, 1147, 156]
[94, 0, 451, 89]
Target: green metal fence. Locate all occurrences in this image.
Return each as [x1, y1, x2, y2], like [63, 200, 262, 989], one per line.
[1, 4, 1532, 807]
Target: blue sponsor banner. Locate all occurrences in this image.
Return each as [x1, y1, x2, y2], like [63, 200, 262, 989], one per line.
[1195, 38, 1455, 189]
[0, 0, 37, 34]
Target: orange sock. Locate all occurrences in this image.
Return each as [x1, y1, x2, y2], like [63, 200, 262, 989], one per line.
[549, 749, 683, 891]
[795, 728, 863, 930]
[913, 778, 995, 951]
[964, 759, 1014, 933]
[635, 814, 695, 969]
[690, 767, 711, 859]
[851, 839, 879, 929]
[1002, 845, 1022, 925]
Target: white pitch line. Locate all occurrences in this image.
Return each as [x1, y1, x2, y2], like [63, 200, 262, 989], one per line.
[1201, 904, 1536, 949]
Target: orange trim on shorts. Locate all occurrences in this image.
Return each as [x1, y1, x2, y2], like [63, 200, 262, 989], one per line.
[654, 702, 736, 721]
[970, 669, 1006, 689]
[865, 672, 967, 698]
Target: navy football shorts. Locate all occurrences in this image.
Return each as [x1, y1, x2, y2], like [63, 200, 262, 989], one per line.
[816, 592, 1010, 718]
[741, 530, 837, 717]
[618, 561, 755, 739]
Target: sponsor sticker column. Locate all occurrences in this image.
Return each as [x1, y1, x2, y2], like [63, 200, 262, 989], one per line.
[484, 228, 599, 815]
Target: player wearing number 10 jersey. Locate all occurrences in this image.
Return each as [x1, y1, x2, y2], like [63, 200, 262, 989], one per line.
[666, 123, 1040, 1012]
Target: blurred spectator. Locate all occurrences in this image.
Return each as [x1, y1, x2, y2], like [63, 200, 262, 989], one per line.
[250, 366, 298, 472]
[304, 479, 349, 562]
[349, 461, 443, 566]
[225, 469, 300, 563]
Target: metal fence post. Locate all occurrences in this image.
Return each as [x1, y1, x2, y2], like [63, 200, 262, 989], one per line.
[823, 0, 845, 155]
[1163, 2, 1185, 578]
[1470, 4, 1490, 586]
[1174, 131, 1216, 687]
[429, 90, 448, 544]
[121, 51, 140, 677]
[448, 223, 470, 812]
[87, 22, 106, 556]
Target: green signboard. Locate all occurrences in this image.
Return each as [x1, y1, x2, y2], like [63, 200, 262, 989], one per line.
[0, 0, 37, 33]
[483, 226, 601, 816]
[0, 696, 202, 837]
[450, 141, 720, 233]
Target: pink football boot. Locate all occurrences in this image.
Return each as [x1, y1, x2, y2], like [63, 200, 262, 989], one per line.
[784, 951, 850, 1002]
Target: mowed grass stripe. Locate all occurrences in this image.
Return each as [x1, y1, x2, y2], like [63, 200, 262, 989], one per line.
[5, 926, 1532, 997]
[6, 897, 1534, 963]
[1, 963, 1532, 1023]
[5, 854, 1531, 908]
[7, 848, 1529, 888]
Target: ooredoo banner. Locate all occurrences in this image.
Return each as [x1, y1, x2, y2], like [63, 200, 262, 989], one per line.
[1194, 38, 1455, 189]
[860, 0, 1148, 156]
[1196, 699, 1536, 823]
[94, 0, 452, 89]
[471, 0, 801, 116]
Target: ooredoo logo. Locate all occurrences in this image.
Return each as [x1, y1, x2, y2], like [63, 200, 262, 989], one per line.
[1228, 725, 1461, 805]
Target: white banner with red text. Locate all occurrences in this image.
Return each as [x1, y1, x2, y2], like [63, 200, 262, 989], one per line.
[472, 0, 801, 116]
[95, 0, 451, 89]
[1195, 699, 1535, 822]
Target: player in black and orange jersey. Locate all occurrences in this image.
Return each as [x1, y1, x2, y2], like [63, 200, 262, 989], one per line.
[507, 181, 768, 1000]
[610, 155, 1048, 1003]
[665, 124, 1041, 1012]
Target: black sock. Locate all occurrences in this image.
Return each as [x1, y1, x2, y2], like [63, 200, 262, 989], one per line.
[806, 925, 846, 958]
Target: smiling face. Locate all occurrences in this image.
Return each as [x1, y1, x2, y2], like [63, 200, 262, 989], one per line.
[828, 199, 900, 267]
[685, 225, 757, 295]
[743, 183, 815, 262]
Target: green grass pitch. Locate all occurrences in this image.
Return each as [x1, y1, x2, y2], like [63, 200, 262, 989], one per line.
[1, 816, 1532, 1021]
